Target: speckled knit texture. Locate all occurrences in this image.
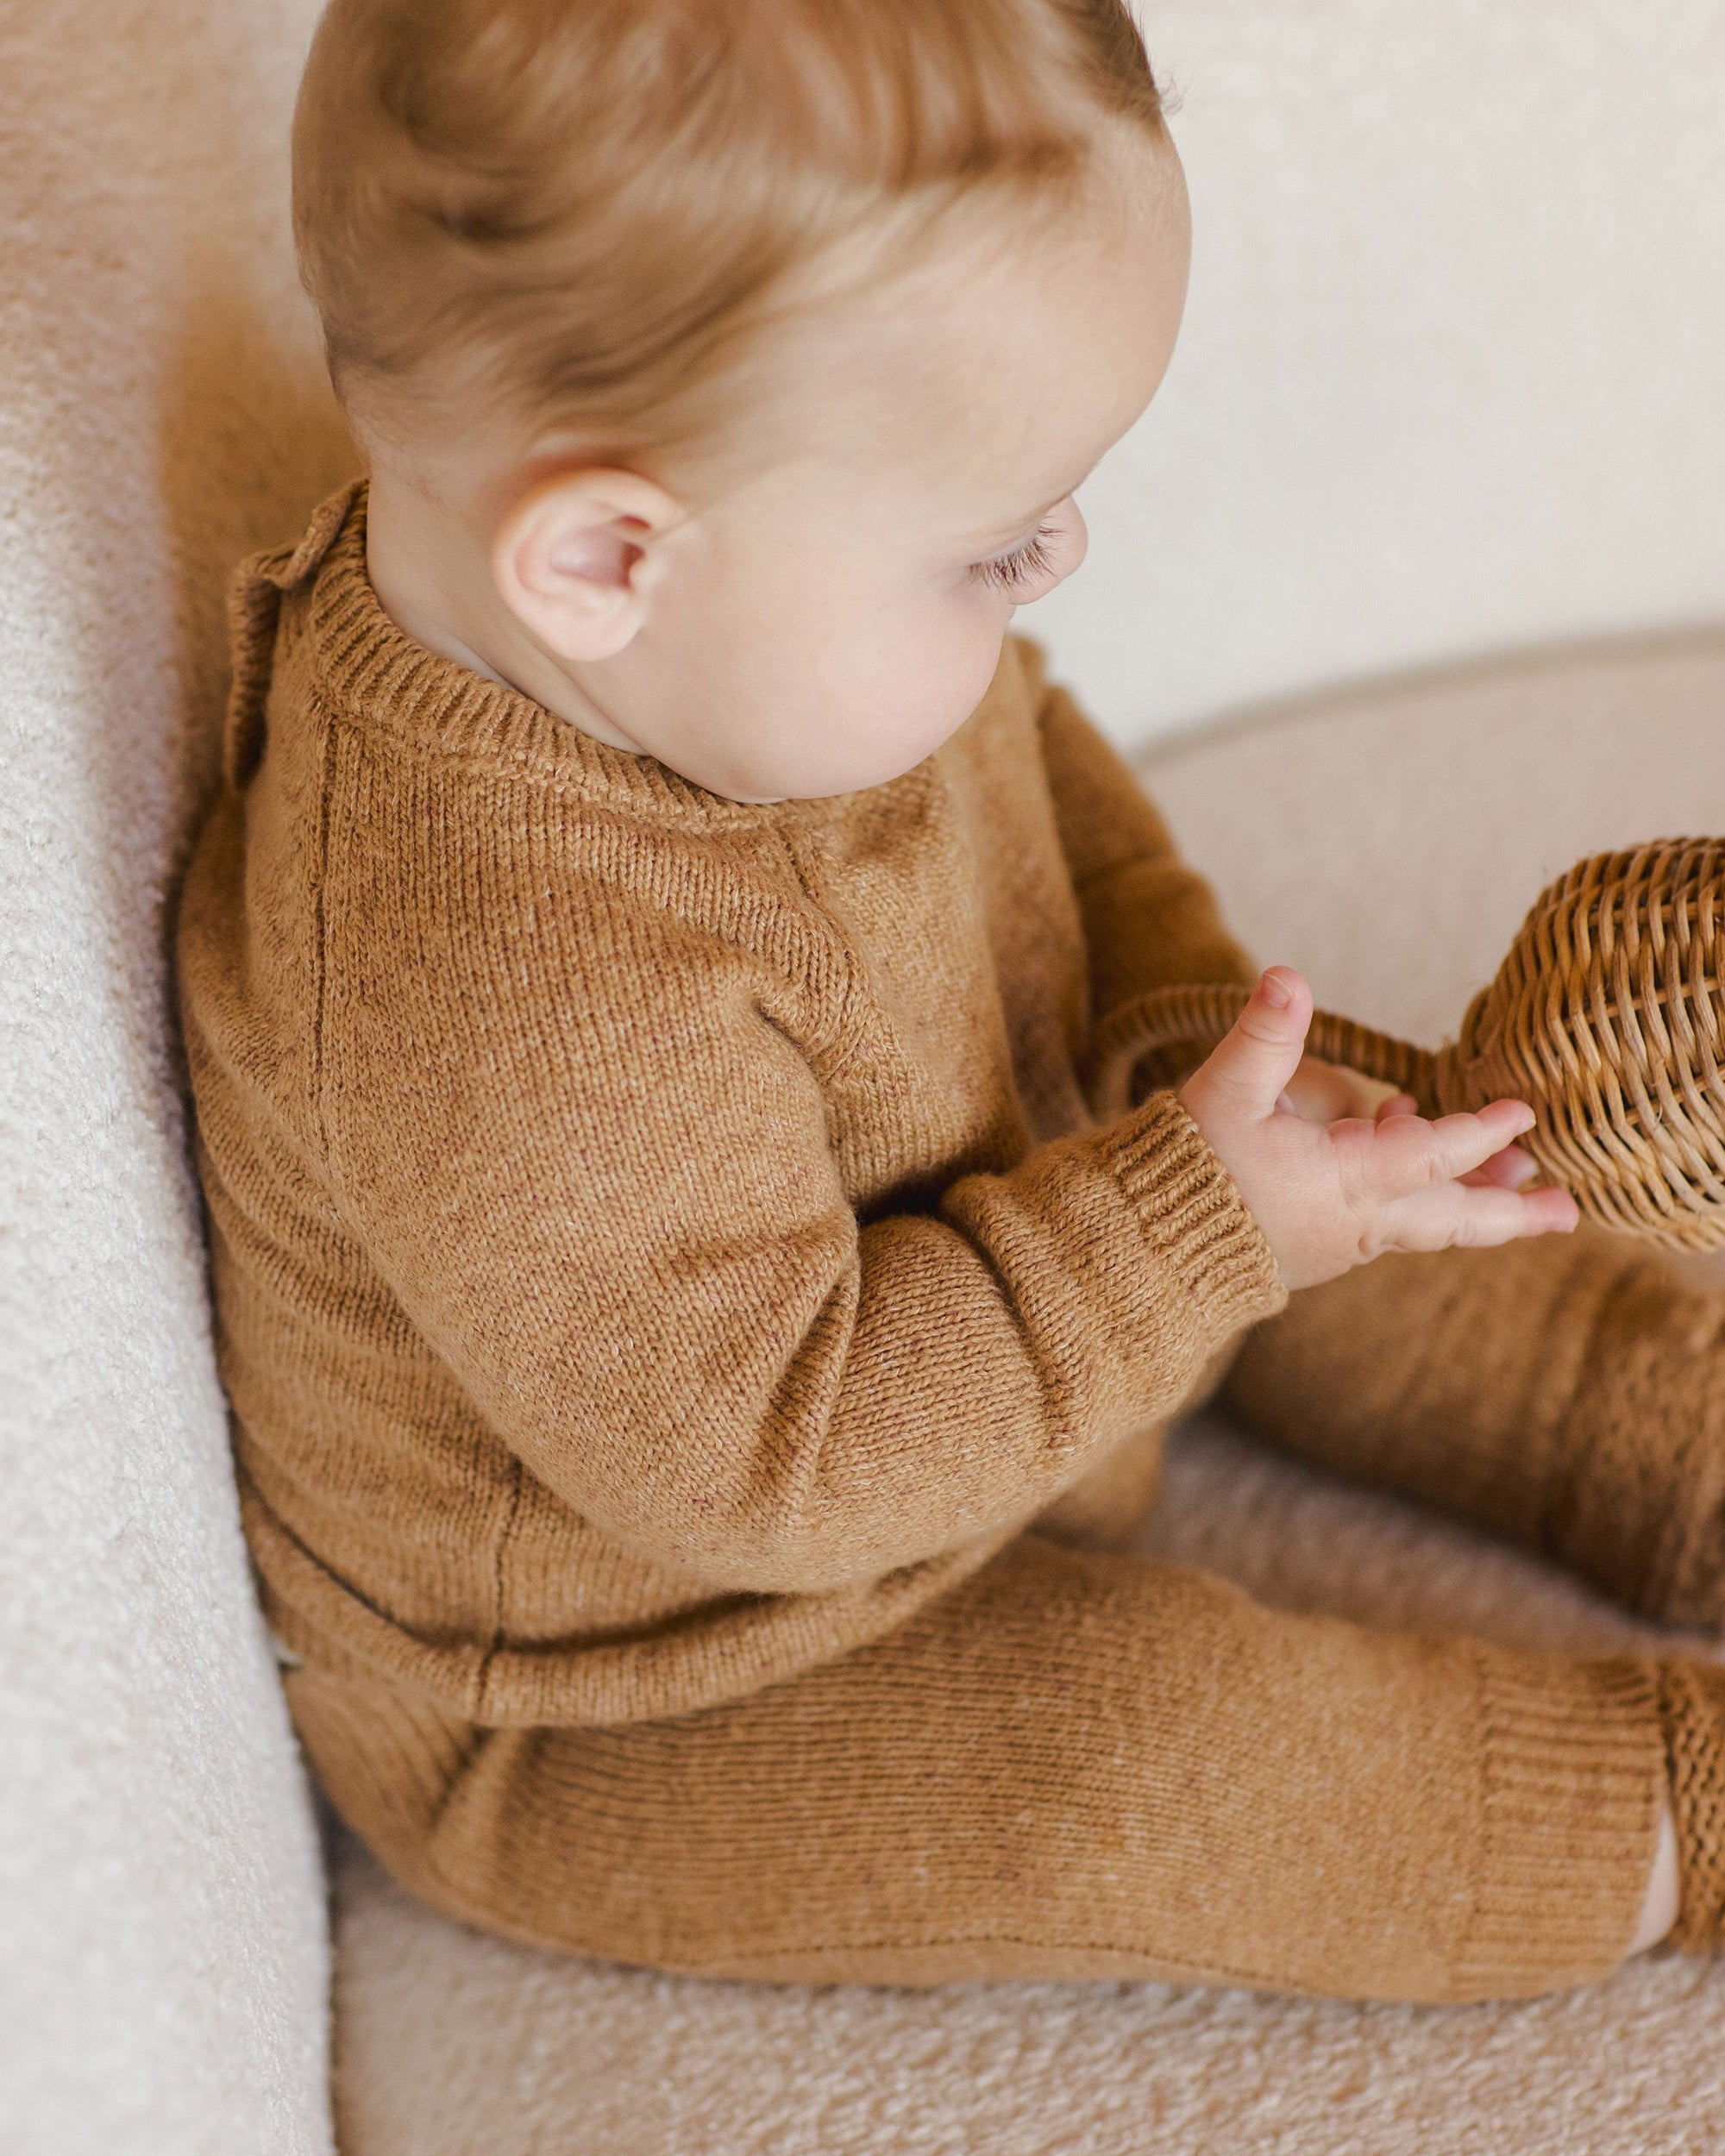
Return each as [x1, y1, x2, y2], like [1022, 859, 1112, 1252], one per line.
[179, 480, 1700, 2002]
[1224, 1236, 1725, 1631]
[1219, 1224, 1725, 1958]
[179, 479, 1282, 1727]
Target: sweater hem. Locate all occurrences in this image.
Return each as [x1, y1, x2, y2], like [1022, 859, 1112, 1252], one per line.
[242, 1467, 1019, 1732]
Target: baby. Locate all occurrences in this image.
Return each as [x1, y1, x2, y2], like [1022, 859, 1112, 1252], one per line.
[179, 0, 1725, 1997]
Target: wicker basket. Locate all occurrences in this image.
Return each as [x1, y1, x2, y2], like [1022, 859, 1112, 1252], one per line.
[1088, 841, 1725, 1252]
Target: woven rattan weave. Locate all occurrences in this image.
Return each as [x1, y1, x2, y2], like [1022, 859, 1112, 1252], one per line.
[1088, 841, 1725, 1252]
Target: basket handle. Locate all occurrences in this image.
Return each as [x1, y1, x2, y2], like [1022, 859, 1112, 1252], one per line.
[1086, 982, 1444, 1120]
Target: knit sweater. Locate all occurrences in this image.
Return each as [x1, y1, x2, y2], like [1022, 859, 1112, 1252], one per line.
[176, 479, 1285, 1732]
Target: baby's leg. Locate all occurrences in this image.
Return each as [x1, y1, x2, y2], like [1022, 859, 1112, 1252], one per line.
[285, 1535, 1703, 2000]
[1223, 1233, 1725, 1630]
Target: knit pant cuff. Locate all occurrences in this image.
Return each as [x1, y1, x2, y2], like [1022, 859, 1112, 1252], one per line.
[1659, 1661, 1725, 1952]
[1453, 1651, 1665, 1995]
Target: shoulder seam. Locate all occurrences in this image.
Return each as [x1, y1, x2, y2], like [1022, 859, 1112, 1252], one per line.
[309, 705, 340, 1179]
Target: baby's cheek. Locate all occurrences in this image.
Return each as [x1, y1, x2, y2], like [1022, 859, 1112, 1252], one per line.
[848, 604, 1006, 755]
[917, 635, 1012, 759]
[758, 573, 1007, 793]
[935, 599, 1017, 720]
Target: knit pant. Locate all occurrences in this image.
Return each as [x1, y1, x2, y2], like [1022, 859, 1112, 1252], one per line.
[1222, 1231, 1725, 1632]
[287, 1232, 1725, 2002]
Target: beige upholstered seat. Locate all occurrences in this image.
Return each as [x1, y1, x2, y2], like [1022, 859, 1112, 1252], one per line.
[331, 630, 1725, 2156]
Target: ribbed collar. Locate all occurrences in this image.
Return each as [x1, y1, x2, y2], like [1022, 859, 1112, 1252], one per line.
[306, 478, 837, 831]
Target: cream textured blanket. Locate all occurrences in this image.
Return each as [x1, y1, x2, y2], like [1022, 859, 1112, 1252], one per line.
[2, 5, 348, 2152]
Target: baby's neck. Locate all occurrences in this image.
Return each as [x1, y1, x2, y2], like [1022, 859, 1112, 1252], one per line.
[364, 466, 643, 756]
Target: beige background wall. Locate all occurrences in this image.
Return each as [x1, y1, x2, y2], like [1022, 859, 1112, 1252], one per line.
[1036, 0, 1725, 743]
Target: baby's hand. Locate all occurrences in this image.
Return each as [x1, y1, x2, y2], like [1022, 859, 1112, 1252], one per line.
[1278, 1053, 1396, 1126]
[1179, 967, 1579, 1293]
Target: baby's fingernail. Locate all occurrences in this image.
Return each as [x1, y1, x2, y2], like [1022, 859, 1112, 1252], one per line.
[1258, 970, 1292, 1010]
[1504, 1151, 1538, 1188]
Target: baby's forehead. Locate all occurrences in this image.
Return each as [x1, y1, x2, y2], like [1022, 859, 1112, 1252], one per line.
[727, 164, 1184, 531]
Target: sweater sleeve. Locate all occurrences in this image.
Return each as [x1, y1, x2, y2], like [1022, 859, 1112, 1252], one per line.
[1026, 642, 1258, 1025]
[320, 849, 1284, 1599]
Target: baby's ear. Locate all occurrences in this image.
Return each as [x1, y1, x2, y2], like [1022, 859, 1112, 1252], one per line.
[491, 467, 682, 661]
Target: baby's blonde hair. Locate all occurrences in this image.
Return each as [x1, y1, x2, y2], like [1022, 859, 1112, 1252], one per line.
[292, 0, 1165, 467]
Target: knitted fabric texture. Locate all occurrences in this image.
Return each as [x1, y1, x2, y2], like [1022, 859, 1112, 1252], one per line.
[178, 481, 1702, 1999]
[283, 1547, 1665, 1998]
[177, 479, 1282, 1732]
[1224, 1236, 1725, 1631]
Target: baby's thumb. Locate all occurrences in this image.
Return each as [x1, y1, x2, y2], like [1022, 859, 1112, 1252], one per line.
[1184, 968, 1313, 1123]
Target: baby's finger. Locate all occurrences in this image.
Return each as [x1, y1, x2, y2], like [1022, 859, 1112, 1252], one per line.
[1375, 1093, 1420, 1125]
[1281, 1056, 1389, 1125]
[1445, 1181, 1580, 1246]
[1387, 1179, 1579, 1253]
[1183, 968, 1313, 1125]
[1460, 1143, 1540, 1191]
[1369, 1098, 1536, 1191]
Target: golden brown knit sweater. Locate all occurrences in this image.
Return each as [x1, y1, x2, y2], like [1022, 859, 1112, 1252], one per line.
[178, 479, 1284, 1730]
[182, 480, 1725, 1998]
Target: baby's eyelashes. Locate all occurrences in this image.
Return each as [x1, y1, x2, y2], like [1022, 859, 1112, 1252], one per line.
[969, 521, 1062, 593]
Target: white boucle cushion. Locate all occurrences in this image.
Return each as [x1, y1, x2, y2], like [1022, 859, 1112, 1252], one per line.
[331, 630, 1725, 2156]
[0, 4, 351, 2152]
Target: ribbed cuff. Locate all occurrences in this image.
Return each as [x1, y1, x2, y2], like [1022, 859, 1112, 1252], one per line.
[1097, 1090, 1287, 1344]
[1453, 1651, 1664, 1995]
[1659, 1661, 1725, 1952]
